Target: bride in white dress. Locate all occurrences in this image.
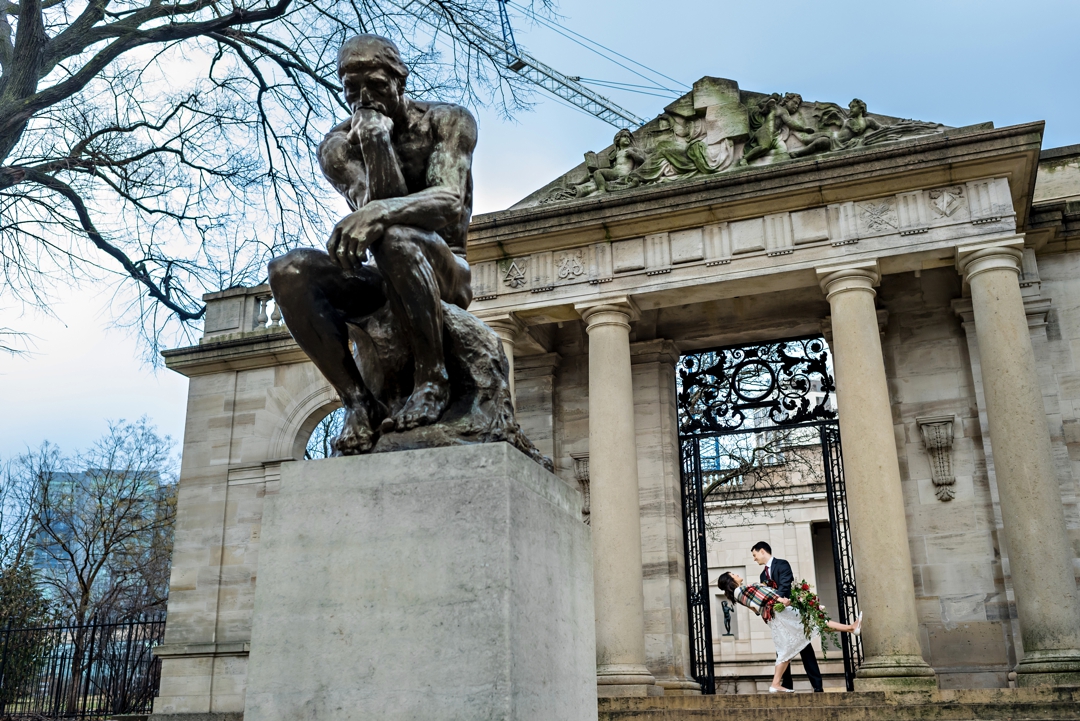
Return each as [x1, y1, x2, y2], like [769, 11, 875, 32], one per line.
[718, 571, 862, 693]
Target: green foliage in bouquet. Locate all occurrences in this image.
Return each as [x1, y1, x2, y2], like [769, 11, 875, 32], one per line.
[789, 579, 839, 659]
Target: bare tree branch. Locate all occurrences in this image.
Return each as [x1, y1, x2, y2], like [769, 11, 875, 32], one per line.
[0, 0, 555, 356]
[20, 167, 205, 319]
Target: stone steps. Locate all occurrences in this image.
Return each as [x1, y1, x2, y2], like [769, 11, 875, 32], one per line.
[597, 688, 1080, 721]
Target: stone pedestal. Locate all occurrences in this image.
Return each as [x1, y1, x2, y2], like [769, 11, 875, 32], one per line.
[242, 443, 597, 721]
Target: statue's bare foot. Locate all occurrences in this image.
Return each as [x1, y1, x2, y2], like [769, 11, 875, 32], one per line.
[392, 381, 450, 431]
[331, 407, 377, 455]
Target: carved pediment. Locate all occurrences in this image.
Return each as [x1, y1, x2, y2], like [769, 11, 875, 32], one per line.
[513, 77, 959, 209]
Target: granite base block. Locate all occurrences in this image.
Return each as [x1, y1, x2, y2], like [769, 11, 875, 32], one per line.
[242, 443, 597, 721]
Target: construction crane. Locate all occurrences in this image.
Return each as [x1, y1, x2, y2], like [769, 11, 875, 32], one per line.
[396, 0, 649, 129]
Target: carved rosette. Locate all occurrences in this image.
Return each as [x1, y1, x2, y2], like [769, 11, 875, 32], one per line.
[917, 415, 956, 501]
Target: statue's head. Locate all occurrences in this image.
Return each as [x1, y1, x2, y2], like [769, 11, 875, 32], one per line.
[613, 128, 634, 148]
[338, 35, 409, 117]
[782, 93, 802, 114]
[848, 98, 867, 116]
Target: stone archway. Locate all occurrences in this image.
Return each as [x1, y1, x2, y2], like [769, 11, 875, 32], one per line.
[267, 382, 341, 461]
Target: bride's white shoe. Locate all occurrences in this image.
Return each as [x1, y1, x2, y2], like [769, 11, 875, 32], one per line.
[852, 611, 864, 636]
[769, 686, 795, 693]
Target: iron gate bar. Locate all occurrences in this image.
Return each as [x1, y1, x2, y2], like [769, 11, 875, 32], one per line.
[680, 438, 715, 694]
[820, 425, 864, 691]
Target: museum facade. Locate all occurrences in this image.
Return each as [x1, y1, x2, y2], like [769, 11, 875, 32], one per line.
[153, 77, 1080, 714]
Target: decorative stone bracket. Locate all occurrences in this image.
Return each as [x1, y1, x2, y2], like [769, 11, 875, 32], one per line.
[570, 451, 590, 524]
[917, 415, 957, 501]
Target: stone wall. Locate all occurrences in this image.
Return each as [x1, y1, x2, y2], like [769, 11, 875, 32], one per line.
[155, 357, 336, 715]
[1031, 252, 1080, 553]
[878, 268, 1013, 689]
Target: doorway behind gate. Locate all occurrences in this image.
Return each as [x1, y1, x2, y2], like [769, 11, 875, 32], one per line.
[675, 334, 863, 693]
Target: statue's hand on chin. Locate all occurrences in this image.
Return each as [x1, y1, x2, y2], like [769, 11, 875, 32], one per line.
[348, 107, 393, 144]
[328, 203, 386, 271]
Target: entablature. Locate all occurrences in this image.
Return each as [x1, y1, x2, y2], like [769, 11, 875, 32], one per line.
[468, 175, 1022, 325]
[467, 122, 1042, 263]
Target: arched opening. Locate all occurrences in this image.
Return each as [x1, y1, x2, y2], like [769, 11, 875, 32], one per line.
[291, 403, 344, 460]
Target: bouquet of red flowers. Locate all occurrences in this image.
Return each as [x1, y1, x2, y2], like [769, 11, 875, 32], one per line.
[789, 579, 839, 659]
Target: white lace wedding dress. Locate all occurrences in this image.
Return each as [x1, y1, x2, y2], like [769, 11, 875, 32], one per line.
[769, 605, 813, 664]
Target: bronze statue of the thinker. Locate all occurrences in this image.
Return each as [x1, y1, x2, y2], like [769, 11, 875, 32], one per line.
[269, 35, 546, 466]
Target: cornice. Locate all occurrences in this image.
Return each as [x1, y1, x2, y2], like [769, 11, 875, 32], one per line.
[162, 329, 306, 377]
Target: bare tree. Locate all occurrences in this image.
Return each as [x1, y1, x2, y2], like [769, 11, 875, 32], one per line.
[698, 427, 826, 534]
[305, 406, 344, 460]
[10, 418, 177, 623]
[1, 455, 52, 629]
[0, 0, 552, 358]
[1, 450, 39, 571]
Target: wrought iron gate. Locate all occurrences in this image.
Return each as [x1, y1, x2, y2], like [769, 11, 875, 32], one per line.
[676, 335, 863, 693]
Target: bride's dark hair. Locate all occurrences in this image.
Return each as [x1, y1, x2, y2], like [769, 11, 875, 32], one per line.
[717, 572, 739, 603]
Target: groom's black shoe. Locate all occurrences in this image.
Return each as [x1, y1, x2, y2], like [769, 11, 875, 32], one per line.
[782, 644, 824, 691]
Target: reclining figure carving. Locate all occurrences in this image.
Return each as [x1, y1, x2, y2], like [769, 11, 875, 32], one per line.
[268, 34, 549, 468]
[536, 90, 944, 205]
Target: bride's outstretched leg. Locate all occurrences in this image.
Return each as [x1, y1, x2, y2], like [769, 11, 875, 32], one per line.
[827, 612, 864, 635]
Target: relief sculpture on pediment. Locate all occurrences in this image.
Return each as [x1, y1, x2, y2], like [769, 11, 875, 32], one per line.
[532, 79, 948, 207]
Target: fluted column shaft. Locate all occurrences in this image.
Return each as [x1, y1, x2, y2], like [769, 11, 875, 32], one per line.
[579, 302, 659, 697]
[819, 265, 935, 690]
[959, 241, 1080, 687]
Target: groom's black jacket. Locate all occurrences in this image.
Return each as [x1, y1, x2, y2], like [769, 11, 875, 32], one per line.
[761, 557, 795, 599]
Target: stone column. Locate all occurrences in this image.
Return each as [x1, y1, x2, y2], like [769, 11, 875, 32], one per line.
[958, 239, 1080, 687]
[817, 262, 936, 691]
[630, 340, 699, 695]
[485, 314, 523, 409]
[577, 300, 660, 697]
[514, 353, 561, 461]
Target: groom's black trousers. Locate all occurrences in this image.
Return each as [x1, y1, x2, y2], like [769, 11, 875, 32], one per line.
[783, 643, 823, 691]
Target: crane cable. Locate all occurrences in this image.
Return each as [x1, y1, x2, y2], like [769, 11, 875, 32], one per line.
[504, 0, 689, 97]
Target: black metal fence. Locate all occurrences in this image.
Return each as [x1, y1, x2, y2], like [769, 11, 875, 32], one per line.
[0, 615, 165, 720]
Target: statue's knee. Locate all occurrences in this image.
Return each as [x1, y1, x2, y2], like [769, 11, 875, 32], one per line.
[268, 249, 320, 293]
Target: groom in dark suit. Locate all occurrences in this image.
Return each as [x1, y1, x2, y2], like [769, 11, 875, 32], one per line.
[752, 541, 823, 692]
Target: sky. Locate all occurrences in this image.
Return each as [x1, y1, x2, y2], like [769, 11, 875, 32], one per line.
[2, 0, 1079, 460]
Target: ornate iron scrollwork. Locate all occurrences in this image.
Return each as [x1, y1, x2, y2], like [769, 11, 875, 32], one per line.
[677, 336, 836, 435]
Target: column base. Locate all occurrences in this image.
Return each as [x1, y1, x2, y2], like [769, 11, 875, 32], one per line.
[597, 684, 665, 698]
[854, 655, 937, 691]
[597, 664, 661, 697]
[655, 677, 701, 696]
[1016, 650, 1080, 688]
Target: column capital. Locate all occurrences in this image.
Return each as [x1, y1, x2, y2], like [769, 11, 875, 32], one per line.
[816, 260, 881, 301]
[575, 296, 640, 330]
[480, 312, 524, 343]
[956, 237, 1024, 283]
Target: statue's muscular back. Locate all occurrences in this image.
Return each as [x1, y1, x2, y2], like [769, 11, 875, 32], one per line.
[318, 99, 474, 255]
